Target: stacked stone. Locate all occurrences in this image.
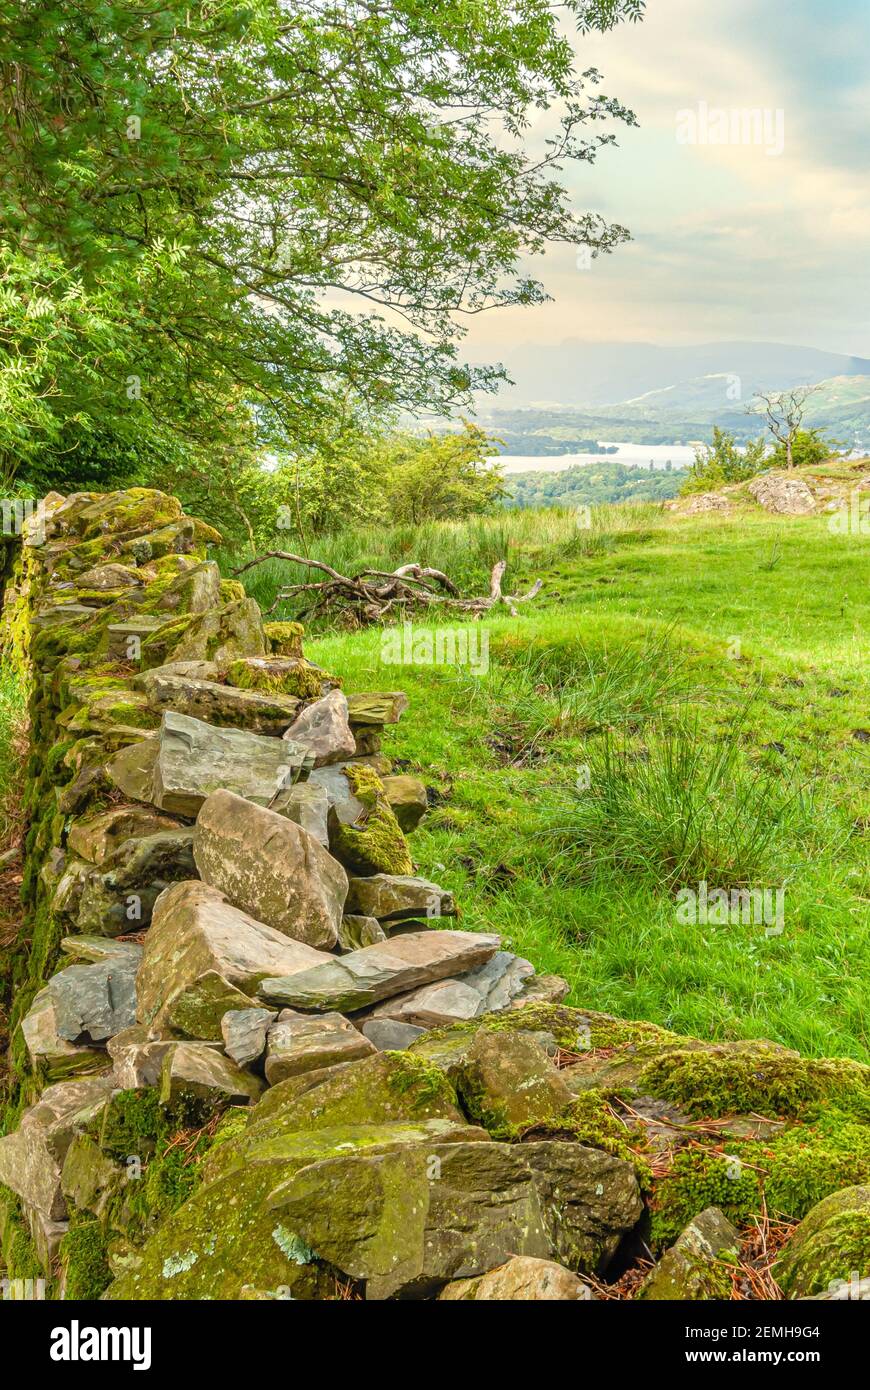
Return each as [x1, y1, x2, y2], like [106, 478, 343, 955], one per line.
[1, 489, 867, 1303]
[0, 488, 573, 1295]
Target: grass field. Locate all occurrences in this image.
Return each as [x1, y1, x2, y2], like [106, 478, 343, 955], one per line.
[239, 491, 870, 1061]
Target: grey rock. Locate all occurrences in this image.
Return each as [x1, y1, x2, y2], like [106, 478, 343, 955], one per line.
[150, 710, 308, 817]
[268, 1138, 643, 1299]
[159, 1043, 263, 1109]
[47, 958, 138, 1043]
[439, 1255, 595, 1301]
[195, 789, 346, 949]
[749, 473, 817, 515]
[640, 1206, 740, 1300]
[380, 774, 428, 831]
[104, 735, 159, 805]
[136, 881, 334, 1035]
[338, 914, 387, 952]
[275, 781, 330, 847]
[74, 828, 197, 936]
[108, 1027, 180, 1089]
[222, 1007, 277, 1068]
[60, 936, 143, 966]
[20, 988, 108, 1079]
[106, 618, 173, 662]
[307, 762, 365, 826]
[282, 689, 356, 765]
[360, 1019, 425, 1052]
[259, 929, 500, 1012]
[0, 1076, 115, 1219]
[138, 669, 301, 735]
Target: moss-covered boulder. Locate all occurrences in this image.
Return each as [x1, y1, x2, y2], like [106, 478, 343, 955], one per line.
[455, 1030, 573, 1138]
[775, 1186, 870, 1298]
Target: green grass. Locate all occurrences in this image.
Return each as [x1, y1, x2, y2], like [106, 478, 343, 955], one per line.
[0, 665, 25, 851]
[287, 495, 869, 1061]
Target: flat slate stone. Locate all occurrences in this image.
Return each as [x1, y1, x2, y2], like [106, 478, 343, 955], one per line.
[159, 1043, 263, 1109]
[67, 806, 180, 865]
[267, 1138, 643, 1299]
[338, 914, 386, 952]
[20, 988, 108, 1079]
[140, 670, 301, 735]
[368, 951, 536, 1028]
[360, 1019, 425, 1052]
[345, 692, 409, 725]
[0, 1077, 115, 1220]
[104, 737, 159, 804]
[264, 1010, 376, 1085]
[150, 710, 309, 817]
[344, 873, 457, 922]
[259, 930, 500, 1013]
[222, 1007, 277, 1068]
[194, 789, 346, 949]
[47, 958, 139, 1043]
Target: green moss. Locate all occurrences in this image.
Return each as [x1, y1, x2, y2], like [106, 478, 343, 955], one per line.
[96, 1090, 165, 1161]
[529, 1090, 650, 1173]
[774, 1187, 870, 1298]
[649, 1104, 870, 1250]
[650, 1147, 760, 1249]
[60, 1217, 111, 1300]
[0, 1184, 43, 1281]
[640, 1047, 870, 1120]
[328, 765, 413, 875]
[225, 656, 328, 699]
[220, 579, 246, 603]
[263, 620, 305, 658]
[384, 1051, 458, 1114]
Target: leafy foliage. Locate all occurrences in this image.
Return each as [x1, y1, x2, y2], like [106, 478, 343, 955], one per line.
[0, 0, 638, 494]
[681, 426, 767, 494]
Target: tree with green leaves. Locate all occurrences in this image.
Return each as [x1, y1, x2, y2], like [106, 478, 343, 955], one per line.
[0, 0, 643, 504]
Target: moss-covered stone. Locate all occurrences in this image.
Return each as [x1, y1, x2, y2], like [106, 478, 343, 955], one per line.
[328, 764, 413, 876]
[774, 1186, 870, 1299]
[225, 655, 336, 700]
[639, 1045, 870, 1120]
[59, 1217, 112, 1299]
[263, 620, 304, 657]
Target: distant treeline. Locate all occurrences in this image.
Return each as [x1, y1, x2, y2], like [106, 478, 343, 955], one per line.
[494, 436, 618, 457]
[503, 460, 688, 509]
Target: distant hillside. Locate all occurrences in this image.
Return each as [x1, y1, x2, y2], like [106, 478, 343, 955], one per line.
[480, 339, 870, 410]
[478, 373, 870, 455]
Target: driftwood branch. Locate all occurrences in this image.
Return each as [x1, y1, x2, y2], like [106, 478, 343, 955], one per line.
[232, 552, 542, 626]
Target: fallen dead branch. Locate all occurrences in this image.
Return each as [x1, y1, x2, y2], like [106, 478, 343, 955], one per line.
[232, 552, 543, 625]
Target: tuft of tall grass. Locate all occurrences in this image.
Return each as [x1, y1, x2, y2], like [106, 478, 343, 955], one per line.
[491, 623, 703, 735]
[544, 699, 815, 890]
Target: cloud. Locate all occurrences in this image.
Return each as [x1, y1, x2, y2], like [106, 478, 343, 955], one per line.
[463, 0, 870, 359]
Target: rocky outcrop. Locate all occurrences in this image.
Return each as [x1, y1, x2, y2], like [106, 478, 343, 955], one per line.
[748, 472, 817, 515]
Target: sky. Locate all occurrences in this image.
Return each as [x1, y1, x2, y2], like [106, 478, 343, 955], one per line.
[462, 0, 870, 362]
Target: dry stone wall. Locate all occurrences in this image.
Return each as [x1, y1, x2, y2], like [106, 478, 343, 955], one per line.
[0, 489, 868, 1303]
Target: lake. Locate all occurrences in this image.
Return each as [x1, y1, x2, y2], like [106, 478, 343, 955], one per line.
[493, 442, 697, 474]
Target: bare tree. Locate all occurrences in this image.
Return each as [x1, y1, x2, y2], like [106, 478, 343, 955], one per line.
[748, 386, 821, 469]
